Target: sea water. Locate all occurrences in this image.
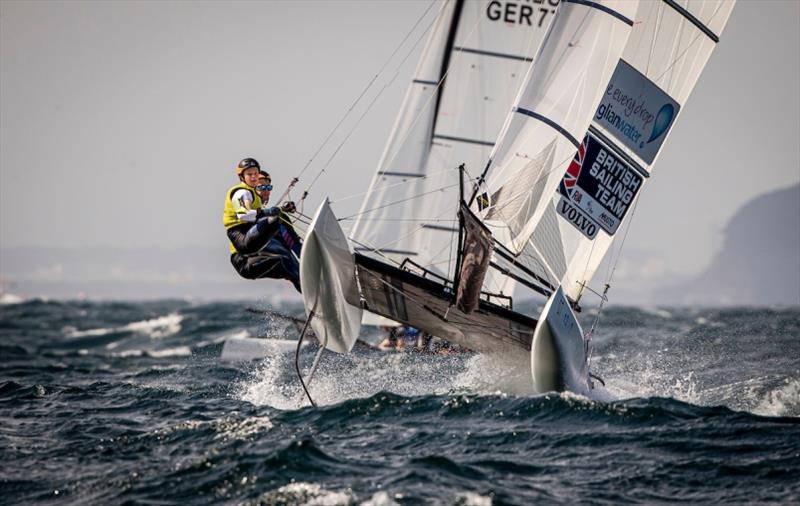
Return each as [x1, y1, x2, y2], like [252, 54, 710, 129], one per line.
[1, 299, 798, 504]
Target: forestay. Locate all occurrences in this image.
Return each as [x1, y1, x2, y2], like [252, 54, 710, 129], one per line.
[350, 0, 558, 298]
[503, 0, 737, 302]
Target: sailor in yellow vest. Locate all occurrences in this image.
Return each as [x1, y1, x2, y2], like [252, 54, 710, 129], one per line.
[255, 169, 303, 291]
[223, 158, 301, 291]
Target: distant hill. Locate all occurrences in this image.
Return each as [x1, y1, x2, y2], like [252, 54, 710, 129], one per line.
[665, 184, 800, 305]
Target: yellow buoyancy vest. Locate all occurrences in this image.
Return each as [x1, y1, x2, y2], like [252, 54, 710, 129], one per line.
[223, 183, 263, 229]
[223, 183, 263, 253]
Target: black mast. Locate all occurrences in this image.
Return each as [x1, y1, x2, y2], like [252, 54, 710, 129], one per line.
[430, 0, 464, 139]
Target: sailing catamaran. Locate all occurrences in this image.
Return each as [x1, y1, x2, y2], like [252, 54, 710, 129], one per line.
[295, 0, 736, 402]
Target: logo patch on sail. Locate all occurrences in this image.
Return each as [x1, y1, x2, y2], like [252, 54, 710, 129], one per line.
[558, 133, 643, 236]
[594, 60, 680, 164]
[557, 196, 598, 240]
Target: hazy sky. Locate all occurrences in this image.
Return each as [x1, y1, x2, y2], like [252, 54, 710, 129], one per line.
[1, 0, 798, 276]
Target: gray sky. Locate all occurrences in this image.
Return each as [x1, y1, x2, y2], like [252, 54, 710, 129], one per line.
[1, 0, 799, 277]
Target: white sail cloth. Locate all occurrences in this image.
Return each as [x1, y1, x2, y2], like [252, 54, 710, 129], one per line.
[478, 0, 639, 264]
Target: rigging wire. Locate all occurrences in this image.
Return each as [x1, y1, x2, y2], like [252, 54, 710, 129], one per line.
[337, 182, 460, 222]
[299, 1, 442, 199]
[350, 5, 487, 236]
[330, 168, 452, 205]
[347, 189, 462, 264]
[294, 0, 439, 182]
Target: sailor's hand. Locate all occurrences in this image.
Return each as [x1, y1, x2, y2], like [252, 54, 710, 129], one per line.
[256, 206, 281, 219]
[281, 201, 297, 214]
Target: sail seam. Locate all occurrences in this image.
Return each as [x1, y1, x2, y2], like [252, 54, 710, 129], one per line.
[451, 46, 534, 62]
[661, 0, 720, 43]
[562, 0, 634, 26]
[513, 107, 580, 148]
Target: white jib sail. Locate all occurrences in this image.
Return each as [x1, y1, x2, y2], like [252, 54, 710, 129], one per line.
[524, 0, 737, 302]
[350, 0, 559, 297]
[477, 0, 640, 271]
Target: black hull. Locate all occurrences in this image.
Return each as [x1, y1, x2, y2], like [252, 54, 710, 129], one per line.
[355, 254, 537, 354]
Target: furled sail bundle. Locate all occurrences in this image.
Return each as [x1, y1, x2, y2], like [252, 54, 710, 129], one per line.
[479, 0, 737, 302]
[350, 0, 559, 297]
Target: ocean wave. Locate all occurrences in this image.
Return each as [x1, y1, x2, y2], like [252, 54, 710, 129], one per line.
[123, 313, 183, 339]
[247, 482, 355, 506]
[110, 346, 192, 359]
[754, 377, 800, 418]
[65, 312, 183, 340]
[0, 293, 26, 305]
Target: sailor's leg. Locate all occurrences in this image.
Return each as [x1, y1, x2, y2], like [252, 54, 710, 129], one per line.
[259, 239, 301, 292]
[226, 217, 281, 255]
[230, 251, 283, 280]
[231, 250, 302, 292]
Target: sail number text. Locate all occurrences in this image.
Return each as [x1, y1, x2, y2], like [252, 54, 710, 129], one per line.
[486, 0, 558, 27]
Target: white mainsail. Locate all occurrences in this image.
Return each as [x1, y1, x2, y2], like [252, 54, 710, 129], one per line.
[475, 0, 639, 294]
[350, 0, 559, 296]
[499, 0, 737, 302]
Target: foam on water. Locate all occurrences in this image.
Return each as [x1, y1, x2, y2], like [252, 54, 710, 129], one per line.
[249, 482, 355, 506]
[238, 346, 545, 409]
[753, 377, 800, 417]
[640, 307, 673, 319]
[66, 313, 183, 339]
[149, 415, 273, 441]
[146, 346, 192, 358]
[122, 313, 183, 339]
[66, 326, 115, 338]
[452, 350, 534, 396]
[454, 492, 493, 506]
[0, 293, 25, 305]
[360, 491, 400, 506]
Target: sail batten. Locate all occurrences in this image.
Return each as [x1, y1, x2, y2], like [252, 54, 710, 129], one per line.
[564, 0, 635, 26]
[432, 134, 495, 146]
[662, 0, 721, 43]
[513, 107, 581, 148]
[451, 46, 534, 62]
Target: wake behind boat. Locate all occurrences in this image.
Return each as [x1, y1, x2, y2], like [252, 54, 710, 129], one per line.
[280, 0, 736, 403]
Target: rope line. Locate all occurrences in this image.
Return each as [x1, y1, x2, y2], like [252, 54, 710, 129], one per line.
[295, 0, 440, 183]
[301, 1, 442, 196]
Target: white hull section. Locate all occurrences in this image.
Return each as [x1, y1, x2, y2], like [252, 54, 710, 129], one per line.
[531, 286, 592, 395]
[300, 200, 363, 354]
[361, 310, 399, 328]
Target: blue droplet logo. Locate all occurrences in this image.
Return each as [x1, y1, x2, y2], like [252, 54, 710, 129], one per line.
[647, 103, 675, 144]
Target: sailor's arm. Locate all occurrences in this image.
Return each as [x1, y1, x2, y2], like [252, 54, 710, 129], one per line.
[232, 189, 260, 222]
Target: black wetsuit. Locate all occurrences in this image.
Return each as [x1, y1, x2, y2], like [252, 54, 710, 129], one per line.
[228, 215, 302, 292]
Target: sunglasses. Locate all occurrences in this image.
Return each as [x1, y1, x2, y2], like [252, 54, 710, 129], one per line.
[257, 184, 273, 191]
